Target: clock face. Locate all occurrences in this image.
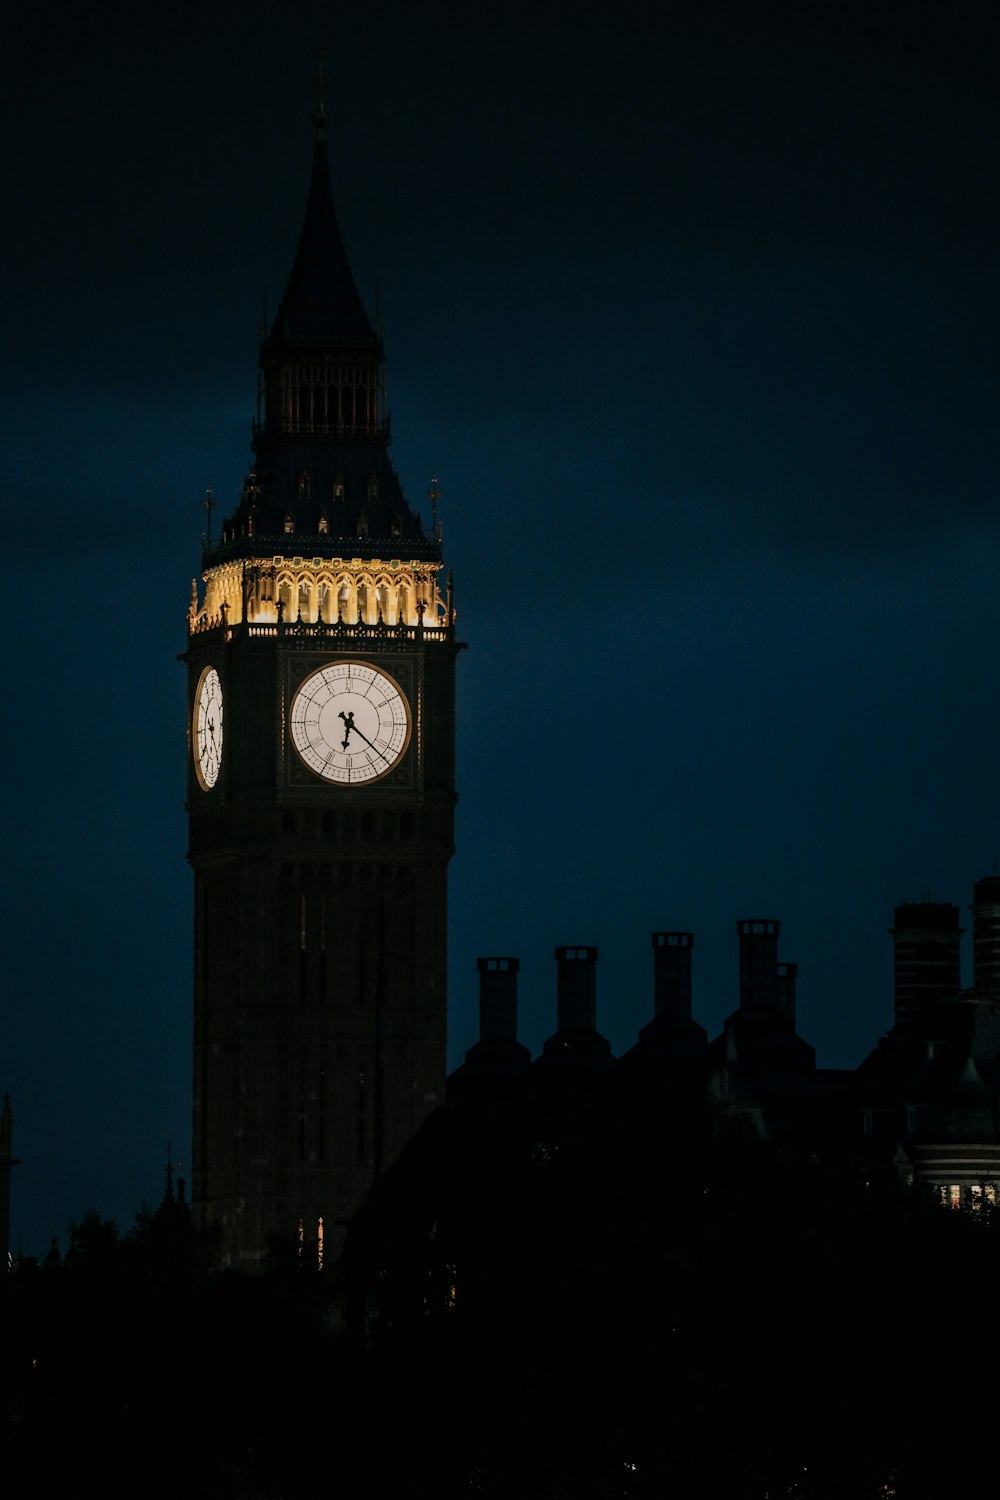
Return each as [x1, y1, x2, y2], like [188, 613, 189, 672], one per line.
[193, 666, 224, 791]
[290, 661, 411, 785]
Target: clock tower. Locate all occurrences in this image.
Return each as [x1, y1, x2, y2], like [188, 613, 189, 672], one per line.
[183, 108, 460, 1270]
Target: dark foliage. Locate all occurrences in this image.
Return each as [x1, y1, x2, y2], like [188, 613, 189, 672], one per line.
[339, 1097, 1000, 1500]
[2, 1129, 998, 1498]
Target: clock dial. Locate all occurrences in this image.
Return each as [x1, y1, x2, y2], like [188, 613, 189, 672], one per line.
[194, 666, 224, 791]
[290, 661, 410, 785]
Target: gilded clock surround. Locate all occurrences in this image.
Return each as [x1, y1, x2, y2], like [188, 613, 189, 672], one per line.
[189, 551, 446, 637]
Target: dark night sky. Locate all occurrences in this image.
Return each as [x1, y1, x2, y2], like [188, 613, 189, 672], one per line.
[3, 0, 997, 1256]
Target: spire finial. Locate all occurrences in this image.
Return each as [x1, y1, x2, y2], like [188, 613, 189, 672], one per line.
[428, 476, 442, 544]
[314, 52, 327, 141]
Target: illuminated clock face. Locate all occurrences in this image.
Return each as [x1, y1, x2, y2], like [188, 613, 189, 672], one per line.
[194, 667, 224, 790]
[290, 662, 411, 785]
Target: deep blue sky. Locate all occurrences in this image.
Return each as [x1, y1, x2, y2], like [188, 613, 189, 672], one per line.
[3, 0, 997, 1256]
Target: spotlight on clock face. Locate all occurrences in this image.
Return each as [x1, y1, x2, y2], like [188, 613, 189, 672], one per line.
[290, 661, 410, 785]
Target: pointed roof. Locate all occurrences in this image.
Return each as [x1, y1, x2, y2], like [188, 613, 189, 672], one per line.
[208, 111, 442, 563]
[263, 131, 379, 353]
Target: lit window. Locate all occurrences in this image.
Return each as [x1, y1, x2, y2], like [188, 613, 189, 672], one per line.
[318, 513, 329, 535]
[284, 514, 295, 535]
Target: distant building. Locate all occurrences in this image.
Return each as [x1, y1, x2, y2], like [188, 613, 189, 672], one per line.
[0, 1095, 18, 1270]
[859, 879, 1000, 1206]
[342, 875, 1000, 1321]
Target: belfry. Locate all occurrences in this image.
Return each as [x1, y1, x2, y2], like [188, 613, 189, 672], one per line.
[183, 101, 461, 1269]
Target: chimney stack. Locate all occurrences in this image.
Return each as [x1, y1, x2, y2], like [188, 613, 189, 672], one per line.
[555, 946, 598, 1030]
[476, 956, 520, 1043]
[889, 902, 963, 1023]
[969, 876, 1000, 998]
[737, 919, 780, 1010]
[776, 961, 798, 1026]
[652, 932, 694, 1020]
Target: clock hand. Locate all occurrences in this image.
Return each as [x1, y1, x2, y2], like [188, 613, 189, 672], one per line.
[338, 709, 387, 759]
[349, 723, 379, 751]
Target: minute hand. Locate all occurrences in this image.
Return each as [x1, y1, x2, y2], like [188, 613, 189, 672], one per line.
[347, 721, 388, 758]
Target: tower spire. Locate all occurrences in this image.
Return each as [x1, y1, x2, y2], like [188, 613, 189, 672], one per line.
[202, 115, 441, 558]
[183, 94, 463, 1273]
